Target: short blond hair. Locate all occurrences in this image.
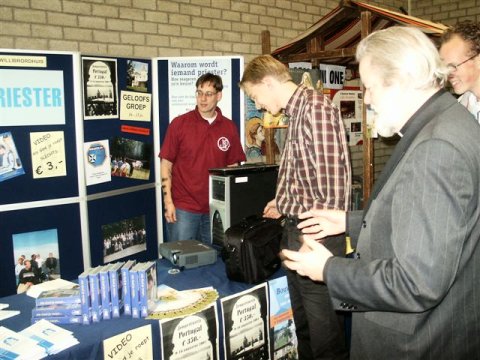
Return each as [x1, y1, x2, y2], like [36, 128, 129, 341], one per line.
[239, 55, 292, 88]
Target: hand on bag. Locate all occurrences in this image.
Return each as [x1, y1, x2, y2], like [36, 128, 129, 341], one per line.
[263, 199, 282, 219]
[282, 237, 333, 282]
[297, 209, 346, 240]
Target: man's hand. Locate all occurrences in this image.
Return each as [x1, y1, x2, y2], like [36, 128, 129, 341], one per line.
[297, 209, 347, 240]
[263, 199, 282, 219]
[281, 237, 333, 282]
[164, 203, 176, 223]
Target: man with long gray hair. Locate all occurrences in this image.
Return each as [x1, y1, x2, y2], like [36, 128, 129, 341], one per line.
[282, 26, 480, 358]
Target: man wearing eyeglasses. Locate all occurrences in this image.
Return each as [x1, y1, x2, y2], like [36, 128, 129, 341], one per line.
[440, 21, 480, 121]
[160, 73, 246, 244]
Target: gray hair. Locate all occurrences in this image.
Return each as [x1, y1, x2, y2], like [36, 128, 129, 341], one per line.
[356, 26, 447, 89]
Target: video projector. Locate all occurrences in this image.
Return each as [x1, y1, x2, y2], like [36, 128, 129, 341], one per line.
[158, 240, 217, 269]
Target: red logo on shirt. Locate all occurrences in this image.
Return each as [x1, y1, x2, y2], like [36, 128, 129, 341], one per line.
[217, 137, 231, 152]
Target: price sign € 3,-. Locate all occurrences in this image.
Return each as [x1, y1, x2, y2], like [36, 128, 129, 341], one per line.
[30, 131, 67, 179]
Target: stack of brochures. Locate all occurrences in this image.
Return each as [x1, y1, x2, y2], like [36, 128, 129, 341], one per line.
[0, 319, 79, 359]
[77, 260, 158, 324]
[0, 325, 47, 359]
[32, 288, 82, 325]
[20, 319, 79, 356]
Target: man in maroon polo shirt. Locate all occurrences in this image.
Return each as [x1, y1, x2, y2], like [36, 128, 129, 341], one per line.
[160, 73, 246, 244]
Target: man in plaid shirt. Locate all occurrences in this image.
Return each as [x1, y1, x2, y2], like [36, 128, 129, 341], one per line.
[240, 55, 351, 359]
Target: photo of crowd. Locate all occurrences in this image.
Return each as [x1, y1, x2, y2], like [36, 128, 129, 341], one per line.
[102, 215, 147, 263]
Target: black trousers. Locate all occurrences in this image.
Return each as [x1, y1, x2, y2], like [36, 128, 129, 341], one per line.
[283, 218, 349, 360]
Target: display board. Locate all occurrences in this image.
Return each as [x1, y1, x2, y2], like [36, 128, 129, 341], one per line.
[81, 56, 155, 194]
[0, 50, 81, 204]
[0, 49, 85, 297]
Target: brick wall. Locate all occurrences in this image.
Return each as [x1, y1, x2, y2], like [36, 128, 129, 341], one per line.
[411, 0, 480, 24]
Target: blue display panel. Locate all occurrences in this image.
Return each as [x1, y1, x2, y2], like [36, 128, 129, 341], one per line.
[0, 51, 79, 204]
[0, 203, 83, 297]
[87, 187, 158, 267]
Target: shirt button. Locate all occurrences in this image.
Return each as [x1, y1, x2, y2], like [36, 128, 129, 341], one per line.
[362, 220, 367, 228]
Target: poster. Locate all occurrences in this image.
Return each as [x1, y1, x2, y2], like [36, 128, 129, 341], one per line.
[30, 131, 67, 179]
[331, 88, 363, 146]
[0, 131, 25, 182]
[167, 57, 233, 121]
[103, 324, 153, 360]
[83, 139, 111, 186]
[160, 304, 219, 360]
[82, 57, 118, 119]
[120, 90, 151, 122]
[0, 69, 65, 126]
[220, 283, 270, 360]
[268, 276, 298, 360]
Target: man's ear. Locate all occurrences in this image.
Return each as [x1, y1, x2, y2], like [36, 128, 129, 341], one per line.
[216, 91, 223, 102]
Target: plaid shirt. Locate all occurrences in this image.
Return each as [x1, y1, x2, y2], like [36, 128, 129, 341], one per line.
[276, 85, 351, 216]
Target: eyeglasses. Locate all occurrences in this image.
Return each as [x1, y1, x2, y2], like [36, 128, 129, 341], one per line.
[446, 53, 478, 72]
[195, 90, 217, 98]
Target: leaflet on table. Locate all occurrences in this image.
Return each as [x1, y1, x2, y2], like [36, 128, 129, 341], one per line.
[103, 324, 152, 360]
[220, 283, 271, 360]
[268, 276, 298, 360]
[160, 303, 219, 360]
[0, 325, 47, 360]
[147, 286, 218, 320]
[0, 310, 20, 321]
[20, 319, 79, 355]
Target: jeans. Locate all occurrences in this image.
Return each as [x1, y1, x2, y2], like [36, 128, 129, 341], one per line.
[283, 220, 349, 360]
[166, 208, 211, 244]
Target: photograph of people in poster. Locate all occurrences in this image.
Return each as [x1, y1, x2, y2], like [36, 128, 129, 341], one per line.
[102, 215, 147, 263]
[82, 57, 118, 119]
[160, 304, 219, 360]
[110, 136, 152, 180]
[0, 131, 25, 182]
[12, 229, 61, 292]
[126, 60, 148, 93]
[220, 283, 270, 360]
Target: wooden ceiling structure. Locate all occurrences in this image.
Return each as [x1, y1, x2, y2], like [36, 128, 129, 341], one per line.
[262, 0, 448, 203]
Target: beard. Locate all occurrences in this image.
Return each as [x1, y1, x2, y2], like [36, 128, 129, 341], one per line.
[371, 107, 402, 138]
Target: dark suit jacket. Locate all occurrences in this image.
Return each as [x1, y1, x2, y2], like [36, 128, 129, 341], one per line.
[325, 90, 480, 359]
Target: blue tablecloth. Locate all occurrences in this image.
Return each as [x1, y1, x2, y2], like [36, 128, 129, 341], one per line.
[0, 258, 284, 359]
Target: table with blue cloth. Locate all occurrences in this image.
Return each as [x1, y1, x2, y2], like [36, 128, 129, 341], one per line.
[0, 258, 284, 359]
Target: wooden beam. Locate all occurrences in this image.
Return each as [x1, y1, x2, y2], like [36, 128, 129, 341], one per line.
[261, 30, 277, 164]
[361, 10, 373, 206]
[277, 47, 357, 63]
[261, 30, 271, 55]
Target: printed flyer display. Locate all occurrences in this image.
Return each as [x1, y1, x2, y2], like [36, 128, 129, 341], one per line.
[103, 324, 153, 360]
[167, 57, 233, 121]
[220, 283, 270, 360]
[0, 131, 25, 182]
[160, 304, 219, 360]
[30, 131, 67, 179]
[83, 139, 111, 186]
